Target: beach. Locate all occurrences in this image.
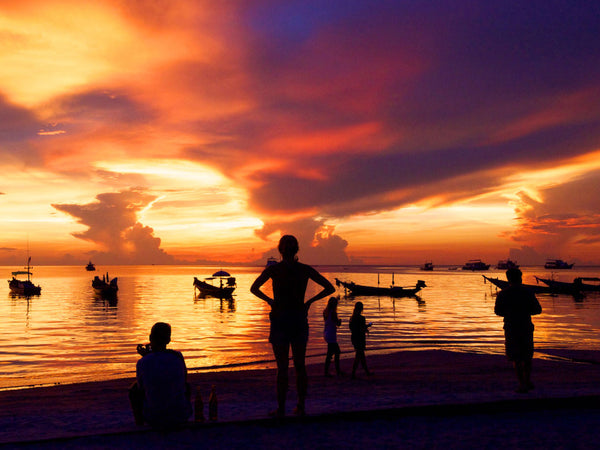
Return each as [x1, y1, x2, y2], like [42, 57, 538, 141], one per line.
[2, 349, 600, 448]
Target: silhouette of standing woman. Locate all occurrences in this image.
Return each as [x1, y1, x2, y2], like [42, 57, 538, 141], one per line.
[251, 235, 335, 417]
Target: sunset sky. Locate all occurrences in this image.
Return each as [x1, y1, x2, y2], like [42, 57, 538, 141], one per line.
[1, 0, 600, 266]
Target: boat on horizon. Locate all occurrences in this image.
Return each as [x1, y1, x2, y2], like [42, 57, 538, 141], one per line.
[194, 270, 237, 298]
[462, 259, 490, 271]
[86, 261, 96, 271]
[496, 259, 519, 270]
[544, 259, 574, 269]
[335, 277, 426, 298]
[8, 257, 41, 296]
[265, 256, 278, 268]
[92, 273, 118, 297]
[420, 261, 434, 271]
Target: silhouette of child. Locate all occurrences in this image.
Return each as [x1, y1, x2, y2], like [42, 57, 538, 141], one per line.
[349, 301, 372, 378]
[323, 296, 343, 377]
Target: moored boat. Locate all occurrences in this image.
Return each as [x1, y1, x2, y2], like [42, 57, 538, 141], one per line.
[534, 276, 600, 293]
[496, 259, 519, 270]
[482, 275, 553, 294]
[92, 273, 118, 297]
[8, 257, 41, 296]
[335, 278, 426, 298]
[194, 270, 237, 298]
[544, 259, 574, 269]
[86, 261, 96, 271]
[462, 259, 490, 271]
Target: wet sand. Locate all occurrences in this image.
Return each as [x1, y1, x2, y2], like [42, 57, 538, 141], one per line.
[1, 349, 600, 448]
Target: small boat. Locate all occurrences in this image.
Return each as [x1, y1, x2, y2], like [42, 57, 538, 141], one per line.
[496, 259, 519, 270]
[266, 257, 278, 268]
[335, 278, 426, 298]
[483, 275, 553, 294]
[92, 273, 118, 297]
[462, 259, 490, 271]
[8, 257, 41, 296]
[420, 261, 434, 271]
[535, 276, 600, 293]
[85, 261, 96, 271]
[194, 270, 237, 298]
[544, 259, 574, 269]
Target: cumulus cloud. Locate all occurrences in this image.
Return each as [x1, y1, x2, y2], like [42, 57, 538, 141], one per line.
[507, 171, 600, 262]
[254, 217, 353, 265]
[52, 188, 176, 264]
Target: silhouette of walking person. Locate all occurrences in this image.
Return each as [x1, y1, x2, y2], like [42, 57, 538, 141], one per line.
[323, 296, 343, 377]
[251, 235, 335, 417]
[494, 267, 542, 393]
[349, 301, 372, 379]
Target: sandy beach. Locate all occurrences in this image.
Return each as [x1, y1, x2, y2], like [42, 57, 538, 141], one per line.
[2, 349, 600, 448]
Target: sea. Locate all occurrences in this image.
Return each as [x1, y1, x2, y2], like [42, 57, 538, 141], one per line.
[2, 264, 599, 390]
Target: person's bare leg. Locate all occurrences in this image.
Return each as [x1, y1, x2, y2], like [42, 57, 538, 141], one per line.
[352, 350, 359, 379]
[524, 359, 533, 389]
[291, 340, 307, 415]
[272, 343, 290, 415]
[514, 361, 528, 392]
[358, 349, 370, 375]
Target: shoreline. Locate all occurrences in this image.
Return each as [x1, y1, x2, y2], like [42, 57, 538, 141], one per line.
[2, 349, 600, 446]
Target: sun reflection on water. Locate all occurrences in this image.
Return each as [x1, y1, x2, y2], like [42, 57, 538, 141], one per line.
[1, 265, 599, 389]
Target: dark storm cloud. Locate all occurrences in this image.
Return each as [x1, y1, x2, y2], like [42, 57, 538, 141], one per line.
[229, 0, 600, 218]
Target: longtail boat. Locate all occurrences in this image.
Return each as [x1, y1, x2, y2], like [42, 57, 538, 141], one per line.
[335, 278, 426, 298]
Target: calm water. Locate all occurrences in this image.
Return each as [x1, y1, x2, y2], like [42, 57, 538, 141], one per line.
[2, 264, 599, 390]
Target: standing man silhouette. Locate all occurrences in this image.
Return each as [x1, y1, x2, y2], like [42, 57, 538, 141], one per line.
[494, 268, 542, 393]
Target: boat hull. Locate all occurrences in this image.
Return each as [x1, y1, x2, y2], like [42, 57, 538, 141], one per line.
[8, 279, 41, 296]
[535, 277, 600, 293]
[335, 278, 425, 298]
[483, 275, 568, 295]
[193, 278, 236, 298]
[92, 277, 118, 297]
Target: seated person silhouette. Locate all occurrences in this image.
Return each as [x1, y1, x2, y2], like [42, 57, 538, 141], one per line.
[129, 322, 192, 428]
